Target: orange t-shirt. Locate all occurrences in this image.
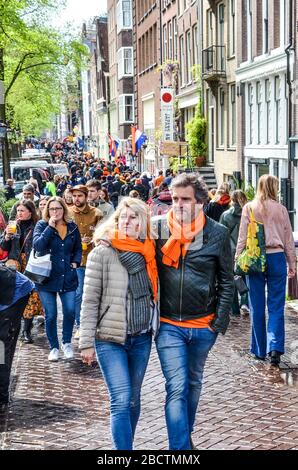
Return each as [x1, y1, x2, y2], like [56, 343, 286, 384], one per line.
[160, 313, 215, 329]
[155, 175, 164, 187]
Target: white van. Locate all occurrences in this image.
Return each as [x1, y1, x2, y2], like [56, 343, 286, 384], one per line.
[0, 160, 52, 194]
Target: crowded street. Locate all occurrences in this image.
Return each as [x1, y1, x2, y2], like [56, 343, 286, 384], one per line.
[1, 0, 298, 459]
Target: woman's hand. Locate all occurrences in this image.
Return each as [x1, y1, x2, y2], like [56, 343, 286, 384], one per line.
[48, 217, 56, 228]
[5, 226, 14, 240]
[288, 269, 296, 279]
[81, 347, 96, 366]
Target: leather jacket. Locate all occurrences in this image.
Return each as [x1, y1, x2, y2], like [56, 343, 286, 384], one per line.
[155, 216, 234, 334]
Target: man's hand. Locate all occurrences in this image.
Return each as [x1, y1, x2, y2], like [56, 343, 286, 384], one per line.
[288, 269, 296, 279]
[81, 347, 96, 366]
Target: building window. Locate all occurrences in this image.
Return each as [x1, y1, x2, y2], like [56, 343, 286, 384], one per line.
[119, 94, 134, 123]
[273, 160, 279, 178]
[230, 84, 236, 146]
[117, 0, 132, 33]
[275, 76, 281, 144]
[163, 24, 168, 61]
[117, 47, 133, 79]
[229, 0, 235, 56]
[192, 25, 198, 68]
[248, 83, 253, 144]
[265, 79, 271, 144]
[168, 21, 173, 60]
[256, 82, 262, 144]
[263, 0, 269, 53]
[247, 0, 253, 60]
[186, 30, 192, 84]
[173, 17, 178, 60]
[207, 9, 214, 47]
[179, 35, 185, 86]
[218, 87, 225, 147]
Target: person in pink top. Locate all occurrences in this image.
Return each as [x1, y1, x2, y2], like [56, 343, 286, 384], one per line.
[236, 175, 296, 366]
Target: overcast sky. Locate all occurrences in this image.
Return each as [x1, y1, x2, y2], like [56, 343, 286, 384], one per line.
[54, 0, 107, 27]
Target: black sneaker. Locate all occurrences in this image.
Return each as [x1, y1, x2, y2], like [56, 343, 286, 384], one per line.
[270, 350, 281, 367]
[21, 331, 34, 344]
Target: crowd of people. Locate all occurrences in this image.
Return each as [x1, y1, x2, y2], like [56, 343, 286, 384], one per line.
[0, 141, 296, 451]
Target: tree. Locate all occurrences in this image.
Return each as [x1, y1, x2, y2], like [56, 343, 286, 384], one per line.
[0, 0, 88, 180]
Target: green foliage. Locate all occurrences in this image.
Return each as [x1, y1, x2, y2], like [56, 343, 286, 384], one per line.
[232, 176, 256, 201]
[185, 103, 208, 159]
[0, 189, 17, 220]
[0, 0, 89, 136]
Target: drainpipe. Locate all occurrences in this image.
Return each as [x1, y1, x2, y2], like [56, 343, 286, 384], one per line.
[285, 0, 295, 227]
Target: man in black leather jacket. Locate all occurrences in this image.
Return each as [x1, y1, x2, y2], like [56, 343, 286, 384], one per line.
[154, 173, 234, 450]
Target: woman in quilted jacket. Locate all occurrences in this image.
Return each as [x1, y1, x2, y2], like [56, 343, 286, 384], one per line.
[80, 197, 158, 450]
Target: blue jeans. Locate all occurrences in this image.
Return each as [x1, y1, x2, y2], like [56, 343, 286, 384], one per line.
[156, 323, 218, 450]
[95, 332, 152, 450]
[75, 267, 85, 328]
[247, 252, 287, 358]
[38, 290, 76, 350]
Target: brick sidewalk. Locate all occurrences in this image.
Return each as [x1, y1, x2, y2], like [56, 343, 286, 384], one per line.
[1, 306, 298, 450]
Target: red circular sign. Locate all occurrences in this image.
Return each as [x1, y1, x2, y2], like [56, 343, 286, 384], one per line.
[162, 92, 172, 103]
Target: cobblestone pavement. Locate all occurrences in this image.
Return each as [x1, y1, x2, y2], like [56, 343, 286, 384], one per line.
[1, 304, 298, 450]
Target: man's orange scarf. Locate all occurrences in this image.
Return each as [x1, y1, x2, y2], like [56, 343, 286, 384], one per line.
[161, 209, 206, 269]
[110, 230, 158, 300]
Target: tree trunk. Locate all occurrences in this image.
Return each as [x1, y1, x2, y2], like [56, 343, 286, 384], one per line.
[0, 48, 11, 181]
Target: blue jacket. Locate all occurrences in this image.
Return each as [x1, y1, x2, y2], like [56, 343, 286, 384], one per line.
[33, 220, 82, 293]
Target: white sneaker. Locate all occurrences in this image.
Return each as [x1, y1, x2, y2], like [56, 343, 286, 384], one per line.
[48, 348, 59, 362]
[240, 305, 250, 316]
[61, 343, 74, 360]
[74, 329, 80, 340]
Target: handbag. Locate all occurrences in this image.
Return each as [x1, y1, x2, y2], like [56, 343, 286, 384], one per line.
[4, 228, 32, 272]
[235, 206, 266, 276]
[234, 275, 249, 295]
[24, 250, 52, 284]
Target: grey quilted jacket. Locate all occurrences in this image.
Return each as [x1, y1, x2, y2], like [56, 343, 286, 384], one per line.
[79, 245, 129, 349]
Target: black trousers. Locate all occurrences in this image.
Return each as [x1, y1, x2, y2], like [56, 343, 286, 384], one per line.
[0, 295, 29, 403]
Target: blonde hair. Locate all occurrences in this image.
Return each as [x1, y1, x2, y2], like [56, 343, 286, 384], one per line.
[256, 175, 279, 204]
[94, 197, 156, 245]
[213, 182, 231, 203]
[43, 196, 73, 224]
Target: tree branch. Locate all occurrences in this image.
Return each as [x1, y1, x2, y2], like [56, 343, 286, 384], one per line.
[4, 53, 52, 98]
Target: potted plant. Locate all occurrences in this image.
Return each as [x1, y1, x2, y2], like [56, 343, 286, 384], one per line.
[186, 101, 207, 167]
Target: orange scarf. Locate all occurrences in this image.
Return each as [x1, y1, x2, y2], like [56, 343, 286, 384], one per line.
[161, 209, 206, 269]
[110, 231, 158, 300]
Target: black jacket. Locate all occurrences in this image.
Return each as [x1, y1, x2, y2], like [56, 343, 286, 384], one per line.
[155, 216, 234, 334]
[205, 201, 230, 222]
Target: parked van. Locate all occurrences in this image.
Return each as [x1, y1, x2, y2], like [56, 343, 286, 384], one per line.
[0, 160, 52, 194]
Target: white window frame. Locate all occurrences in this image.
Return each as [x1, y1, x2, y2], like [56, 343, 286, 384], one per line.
[218, 87, 225, 147]
[263, 0, 269, 54]
[229, 0, 235, 57]
[173, 17, 178, 60]
[117, 47, 133, 79]
[179, 35, 185, 86]
[247, 0, 253, 61]
[116, 0, 132, 33]
[265, 79, 271, 144]
[119, 94, 134, 124]
[186, 30, 192, 84]
[274, 76, 281, 144]
[168, 21, 173, 61]
[247, 83, 254, 145]
[256, 81, 262, 144]
[163, 24, 168, 62]
[230, 84, 236, 147]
